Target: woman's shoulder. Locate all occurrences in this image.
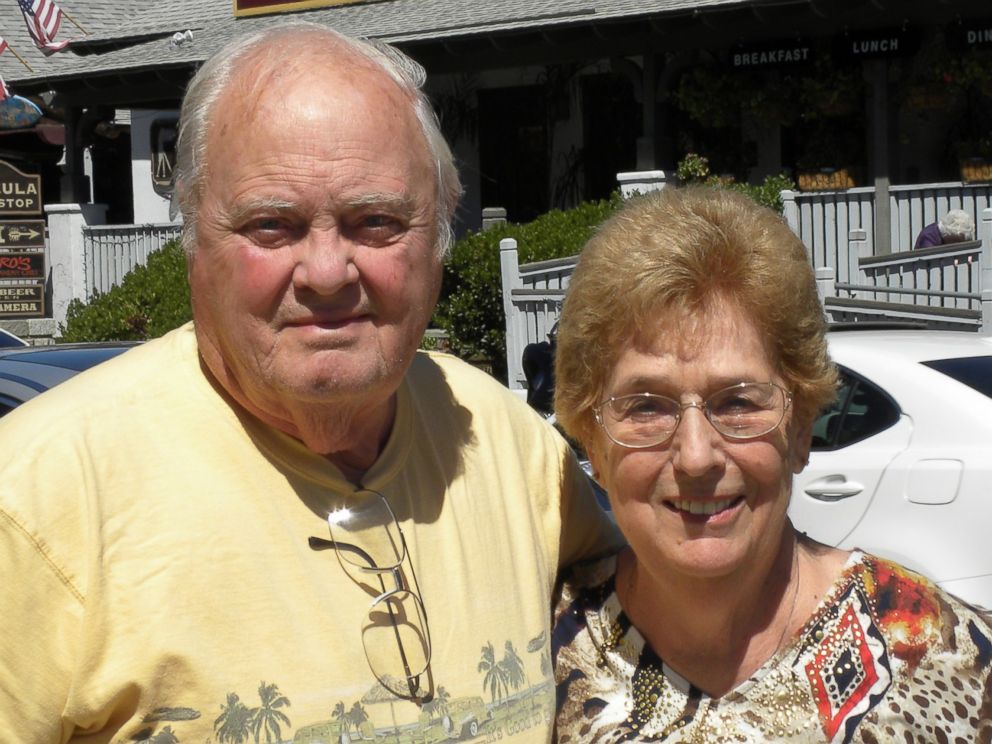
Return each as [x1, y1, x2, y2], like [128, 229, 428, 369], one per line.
[839, 551, 992, 665]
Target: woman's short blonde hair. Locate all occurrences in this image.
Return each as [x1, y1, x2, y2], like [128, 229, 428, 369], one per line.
[554, 186, 838, 447]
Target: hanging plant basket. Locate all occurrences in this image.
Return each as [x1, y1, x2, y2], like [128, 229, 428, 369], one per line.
[959, 158, 992, 184]
[797, 167, 860, 191]
[904, 83, 956, 111]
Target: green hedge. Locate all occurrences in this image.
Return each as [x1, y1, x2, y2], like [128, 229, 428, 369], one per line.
[59, 239, 192, 342]
[432, 193, 623, 380]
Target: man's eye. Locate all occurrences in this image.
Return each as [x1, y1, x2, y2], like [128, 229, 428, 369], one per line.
[240, 217, 299, 246]
[362, 214, 394, 228]
[348, 214, 405, 244]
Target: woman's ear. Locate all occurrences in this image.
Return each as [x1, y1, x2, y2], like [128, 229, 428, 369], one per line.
[585, 435, 606, 485]
[791, 418, 814, 474]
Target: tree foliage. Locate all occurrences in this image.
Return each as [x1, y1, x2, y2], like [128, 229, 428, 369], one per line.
[433, 194, 622, 379]
[59, 239, 191, 342]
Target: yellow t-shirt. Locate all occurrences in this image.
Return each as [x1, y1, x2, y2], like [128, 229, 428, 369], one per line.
[0, 323, 620, 744]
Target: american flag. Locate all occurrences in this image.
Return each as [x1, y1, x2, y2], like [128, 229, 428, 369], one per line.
[0, 36, 8, 99]
[18, 0, 69, 54]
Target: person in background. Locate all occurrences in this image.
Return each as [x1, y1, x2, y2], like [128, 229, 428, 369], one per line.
[913, 208, 975, 248]
[0, 22, 619, 743]
[551, 186, 992, 742]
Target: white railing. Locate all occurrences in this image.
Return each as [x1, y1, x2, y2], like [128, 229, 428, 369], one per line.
[500, 239, 577, 391]
[502, 185, 992, 389]
[82, 223, 183, 298]
[782, 182, 992, 287]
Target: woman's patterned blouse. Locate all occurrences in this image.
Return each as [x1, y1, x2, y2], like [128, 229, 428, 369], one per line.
[552, 551, 992, 743]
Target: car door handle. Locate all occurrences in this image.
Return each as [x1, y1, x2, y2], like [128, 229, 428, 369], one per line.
[803, 476, 864, 501]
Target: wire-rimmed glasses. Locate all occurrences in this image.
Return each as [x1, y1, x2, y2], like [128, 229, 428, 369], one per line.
[594, 381, 792, 449]
[309, 489, 432, 701]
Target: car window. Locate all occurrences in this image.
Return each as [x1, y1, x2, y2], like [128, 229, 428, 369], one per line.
[921, 355, 992, 399]
[0, 395, 17, 417]
[810, 368, 900, 451]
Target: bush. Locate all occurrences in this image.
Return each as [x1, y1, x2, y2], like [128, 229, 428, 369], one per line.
[433, 194, 622, 380]
[676, 153, 796, 212]
[59, 240, 192, 342]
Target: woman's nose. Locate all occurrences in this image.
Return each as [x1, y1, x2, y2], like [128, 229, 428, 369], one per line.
[670, 404, 724, 475]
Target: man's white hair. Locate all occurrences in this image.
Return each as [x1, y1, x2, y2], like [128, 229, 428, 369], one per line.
[937, 209, 975, 241]
[171, 21, 461, 259]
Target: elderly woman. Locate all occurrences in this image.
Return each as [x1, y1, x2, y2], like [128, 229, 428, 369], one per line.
[551, 187, 992, 742]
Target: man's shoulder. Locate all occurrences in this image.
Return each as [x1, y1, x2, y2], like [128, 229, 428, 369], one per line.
[0, 323, 200, 432]
[409, 350, 528, 406]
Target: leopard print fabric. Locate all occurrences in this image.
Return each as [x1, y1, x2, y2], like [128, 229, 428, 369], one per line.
[552, 551, 992, 743]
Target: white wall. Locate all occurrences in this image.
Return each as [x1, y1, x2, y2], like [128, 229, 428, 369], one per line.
[130, 109, 178, 224]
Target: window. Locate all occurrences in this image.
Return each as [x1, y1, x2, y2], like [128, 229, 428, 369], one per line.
[150, 118, 178, 197]
[922, 356, 992, 399]
[810, 368, 900, 451]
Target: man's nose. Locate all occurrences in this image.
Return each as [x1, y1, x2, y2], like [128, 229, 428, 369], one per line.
[292, 228, 359, 294]
[670, 404, 724, 476]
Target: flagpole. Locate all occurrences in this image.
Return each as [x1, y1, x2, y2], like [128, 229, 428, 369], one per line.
[60, 7, 90, 35]
[4, 44, 35, 73]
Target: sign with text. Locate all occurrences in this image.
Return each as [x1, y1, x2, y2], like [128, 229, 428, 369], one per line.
[834, 27, 921, 61]
[0, 283, 44, 316]
[731, 40, 814, 69]
[0, 252, 44, 279]
[946, 20, 992, 51]
[0, 220, 44, 249]
[233, 0, 363, 17]
[0, 160, 41, 216]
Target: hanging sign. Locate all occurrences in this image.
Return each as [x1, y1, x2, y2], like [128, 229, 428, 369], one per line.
[0, 283, 44, 316]
[0, 161, 41, 216]
[946, 20, 992, 51]
[233, 0, 363, 17]
[834, 27, 921, 61]
[0, 252, 45, 280]
[0, 220, 45, 249]
[730, 40, 814, 69]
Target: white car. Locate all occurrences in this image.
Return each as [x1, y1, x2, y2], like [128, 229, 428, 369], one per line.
[791, 328, 992, 609]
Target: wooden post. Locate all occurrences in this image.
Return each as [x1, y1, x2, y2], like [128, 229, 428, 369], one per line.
[848, 228, 870, 298]
[781, 189, 799, 233]
[815, 266, 835, 323]
[499, 238, 524, 388]
[980, 208, 992, 334]
[867, 60, 891, 255]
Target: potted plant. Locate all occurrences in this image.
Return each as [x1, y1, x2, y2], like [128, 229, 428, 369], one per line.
[795, 122, 863, 191]
[956, 134, 992, 183]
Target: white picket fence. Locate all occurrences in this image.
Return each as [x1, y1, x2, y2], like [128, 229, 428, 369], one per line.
[782, 182, 992, 287]
[502, 183, 992, 391]
[82, 223, 182, 298]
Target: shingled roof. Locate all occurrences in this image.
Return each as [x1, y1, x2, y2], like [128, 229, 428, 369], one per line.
[0, 0, 750, 87]
[2, 0, 987, 94]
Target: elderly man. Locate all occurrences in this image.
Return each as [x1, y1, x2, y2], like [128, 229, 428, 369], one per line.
[0, 23, 618, 743]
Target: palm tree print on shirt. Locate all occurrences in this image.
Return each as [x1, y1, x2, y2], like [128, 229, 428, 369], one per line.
[478, 640, 529, 705]
[213, 684, 292, 744]
[252, 682, 291, 743]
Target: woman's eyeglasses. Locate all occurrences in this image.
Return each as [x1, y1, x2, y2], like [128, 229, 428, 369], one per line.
[594, 381, 792, 449]
[309, 489, 432, 702]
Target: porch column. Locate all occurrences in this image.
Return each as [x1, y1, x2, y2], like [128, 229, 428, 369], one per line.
[59, 107, 90, 203]
[637, 53, 658, 169]
[981, 208, 992, 334]
[866, 60, 891, 255]
[46, 202, 107, 331]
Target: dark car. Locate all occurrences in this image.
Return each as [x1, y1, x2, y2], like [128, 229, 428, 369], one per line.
[0, 343, 138, 417]
[0, 329, 29, 348]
